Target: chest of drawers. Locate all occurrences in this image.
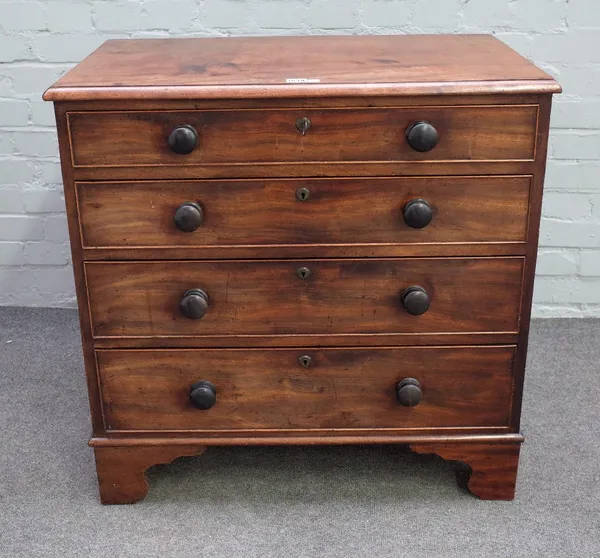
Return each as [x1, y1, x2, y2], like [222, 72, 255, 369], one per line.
[44, 35, 560, 504]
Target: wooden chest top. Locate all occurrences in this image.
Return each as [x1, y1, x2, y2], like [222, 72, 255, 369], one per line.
[43, 34, 560, 101]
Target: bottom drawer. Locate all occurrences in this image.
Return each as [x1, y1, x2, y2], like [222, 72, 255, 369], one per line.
[97, 346, 515, 432]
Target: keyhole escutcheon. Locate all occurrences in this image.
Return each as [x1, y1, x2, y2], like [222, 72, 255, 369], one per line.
[297, 267, 311, 279]
[296, 187, 310, 201]
[296, 117, 311, 136]
[298, 355, 312, 368]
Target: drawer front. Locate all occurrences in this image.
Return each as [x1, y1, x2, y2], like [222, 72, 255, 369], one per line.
[77, 176, 531, 248]
[97, 346, 515, 432]
[68, 105, 537, 167]
[86, 258, 523, 338]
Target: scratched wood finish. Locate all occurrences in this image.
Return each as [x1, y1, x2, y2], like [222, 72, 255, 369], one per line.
[68, 105, 537, 168]
[85, 257, 524, 338]
[409, 442, 521, 500]
[43, 35, 560, 101]
[77, 176, 531, 249]
[97, 346, 515, 432]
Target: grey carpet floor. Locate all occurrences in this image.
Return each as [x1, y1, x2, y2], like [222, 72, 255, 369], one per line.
[0, 308, 598, 557]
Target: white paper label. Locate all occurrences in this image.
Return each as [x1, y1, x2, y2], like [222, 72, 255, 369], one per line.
[285, 78, 321, 84]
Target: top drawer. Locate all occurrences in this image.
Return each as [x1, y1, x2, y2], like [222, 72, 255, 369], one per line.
[67, 105, 538, 168]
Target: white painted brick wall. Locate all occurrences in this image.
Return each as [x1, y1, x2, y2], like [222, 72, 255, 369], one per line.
[0, 0, 598, 316]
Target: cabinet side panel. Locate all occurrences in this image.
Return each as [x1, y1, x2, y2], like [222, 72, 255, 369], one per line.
[511, 95, 553, 431]
[54, 102, 105, 435]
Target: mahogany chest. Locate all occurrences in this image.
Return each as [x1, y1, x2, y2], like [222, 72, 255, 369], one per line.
[44, 35, 560, 504]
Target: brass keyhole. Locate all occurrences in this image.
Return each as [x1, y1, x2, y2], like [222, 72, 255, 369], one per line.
[296, 117, 311, 136]
[299, 355, 312, 368]
[296, 187, 310, 201]
[297, 267, 311, 279]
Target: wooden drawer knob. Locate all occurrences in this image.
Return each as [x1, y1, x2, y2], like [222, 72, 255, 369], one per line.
[403, 198, 433, 229]
[406, 121, 439, 152]
[189, 380, 217, 410]
[168, 125, 199, 154]
[396, 378, 422, 407]
[180, 288, 209, 319]
[401, 286, 430, 315]
[174, 201, 204, 232]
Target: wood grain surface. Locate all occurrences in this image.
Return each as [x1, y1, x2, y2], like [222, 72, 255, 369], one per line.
[90, 433, 525, 446]
[96, 346, 515, 432]
[43, 35, 560, 101]
[94, 445, 205, 504]
[67, 105, 537, 168]
[85, 257, 524, 338]
[77, 176, 531, 249]
[72, 160, 538, 183]
[409, 442, 521, 500]
[90, 332, 519, 350]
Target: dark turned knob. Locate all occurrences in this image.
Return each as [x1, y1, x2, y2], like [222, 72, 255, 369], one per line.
[168, 125, 199, 155]
[406, 121, 439, 153]
[174, 202, 204, 232]
[401, 286, 430, 316]
[180, 289, 209, 320]
[403, 198, 433, 229]
[396, 378, 422, 407]
[189, 380, 217, 410]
